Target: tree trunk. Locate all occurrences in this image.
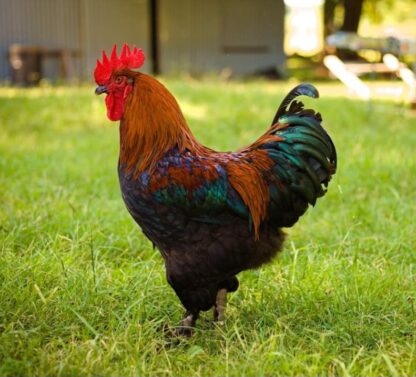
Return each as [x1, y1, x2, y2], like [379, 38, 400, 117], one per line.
[341, 0, 364, 32]
[338, 0, 364, 60]
[324, 0, 339, 37]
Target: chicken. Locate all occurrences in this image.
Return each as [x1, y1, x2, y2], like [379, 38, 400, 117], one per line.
[94, 44, 337, 335]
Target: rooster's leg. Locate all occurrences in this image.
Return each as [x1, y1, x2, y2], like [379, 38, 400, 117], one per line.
[213, 288, 227, 323]
[176, 310, 199, 337]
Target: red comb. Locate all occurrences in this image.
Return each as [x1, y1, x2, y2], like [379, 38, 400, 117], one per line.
[94, 43, 145, 84]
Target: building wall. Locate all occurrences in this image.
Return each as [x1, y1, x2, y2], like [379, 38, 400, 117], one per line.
[0, 0, 285, 81]
[81, 0, 151, 79]
[0, 0, 82, 80]
[159, 0, 285, 75]
[0, 0, 150, 82]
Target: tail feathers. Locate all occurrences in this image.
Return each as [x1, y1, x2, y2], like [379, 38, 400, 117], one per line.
[264, 83, 337, 227]
[273, 83, 337, 184]
[271, 83, 320, 126]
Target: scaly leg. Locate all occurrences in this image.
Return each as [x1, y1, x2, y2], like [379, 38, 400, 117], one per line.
[213, 288, 227, 323]
[175, 310, 199, 337]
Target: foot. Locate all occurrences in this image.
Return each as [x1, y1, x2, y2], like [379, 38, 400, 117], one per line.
[213, 288, 227, 323]
[174, 311, 199, 337]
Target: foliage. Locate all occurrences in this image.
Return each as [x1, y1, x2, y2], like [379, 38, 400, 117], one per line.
[325, 0, 416, 35]
[0, 81, 415, 376]
[362, 0, 395, 23]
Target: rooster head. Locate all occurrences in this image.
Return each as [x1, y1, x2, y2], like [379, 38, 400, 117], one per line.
[94, 44, 145, 121]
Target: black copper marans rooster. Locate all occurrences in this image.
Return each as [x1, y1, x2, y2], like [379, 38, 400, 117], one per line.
[95, 44, 337, 335]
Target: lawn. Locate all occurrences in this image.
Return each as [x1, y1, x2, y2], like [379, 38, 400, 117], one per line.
[0, 79, 415, 376]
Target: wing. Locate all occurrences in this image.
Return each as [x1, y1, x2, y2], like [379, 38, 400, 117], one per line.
[142, 84, 336, 234]
[145, 153, 250, 224]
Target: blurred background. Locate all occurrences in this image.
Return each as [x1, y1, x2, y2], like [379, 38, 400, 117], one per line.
[0, 0, 415, 95]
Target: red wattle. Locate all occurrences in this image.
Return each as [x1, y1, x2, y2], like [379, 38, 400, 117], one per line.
[105, 93, 124, 121]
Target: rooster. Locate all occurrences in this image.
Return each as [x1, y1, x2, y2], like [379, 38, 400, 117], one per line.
[94, 44, 337, 335]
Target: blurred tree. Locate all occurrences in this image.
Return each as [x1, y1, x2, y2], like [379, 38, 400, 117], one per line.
[324, 0, 401, 37]
[341, 0, 364, 32]
[324, 0, 400, 59]
[324, 0, 341, 37]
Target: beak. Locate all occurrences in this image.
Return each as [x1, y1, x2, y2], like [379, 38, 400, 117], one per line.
[95, 85, 108, 95]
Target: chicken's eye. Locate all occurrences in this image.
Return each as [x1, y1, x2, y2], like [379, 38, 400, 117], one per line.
[115, 76, 123, 84]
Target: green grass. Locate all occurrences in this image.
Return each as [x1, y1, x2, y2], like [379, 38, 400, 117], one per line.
[0, 79, 415, 376]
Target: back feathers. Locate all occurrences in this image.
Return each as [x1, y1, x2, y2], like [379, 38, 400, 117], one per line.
[140, 83, 336, 234]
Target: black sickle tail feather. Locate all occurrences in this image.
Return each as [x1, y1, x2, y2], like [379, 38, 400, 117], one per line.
[263, 83, 337, 227]
[275, 83, 337, 185]
[271, 83, 320, 126]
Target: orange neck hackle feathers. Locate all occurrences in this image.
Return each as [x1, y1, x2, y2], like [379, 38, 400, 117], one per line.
[120, 73, 210, 176]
